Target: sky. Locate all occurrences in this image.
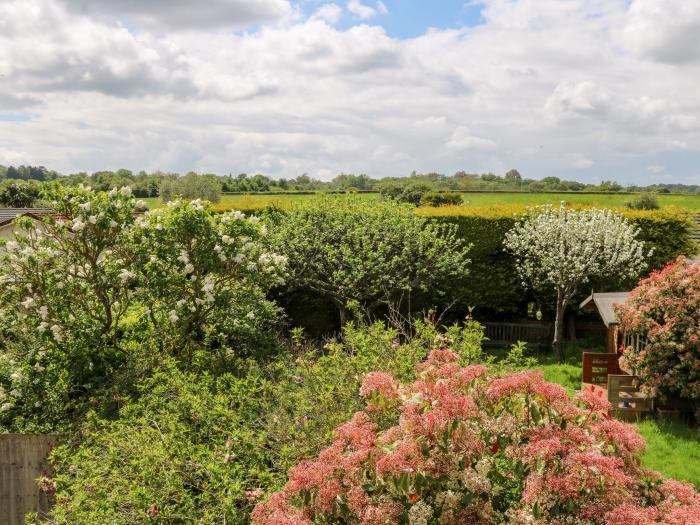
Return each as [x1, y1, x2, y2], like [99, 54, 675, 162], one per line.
[1, 0, 699, 184]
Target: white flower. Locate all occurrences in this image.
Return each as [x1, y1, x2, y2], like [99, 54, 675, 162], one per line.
[246, 311, 255, 320]
[88, 215, 97, 224]
[136, 200, 146, 208]
[109, 220, 118, 228]
[168, 310, 179, 323]
[202, 282, 214, 293]
[0, 403, 11, 412]
[10, 371, 22, 382]
[118, 269, 134, 283]
[50, 324, 63, 342]
[120, 186, 132, 197]
[213, 244, 222, 253]
[39, 306, 48, 319]
[184, 263, 194, 273]
[177, 251, 190, 264]
[221, 235, 233, 245]
[79, 202, 91, 211]
[232, 210, 245, 221]
[21, 297, 36, 309]
[71, 218, 86, 231]
[176, 299, 186, 308]
[38, 322, 49, 333]
[9, 389, 20, 398]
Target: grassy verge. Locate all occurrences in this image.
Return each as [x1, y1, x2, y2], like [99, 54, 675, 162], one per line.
[528, 340, 700, 488]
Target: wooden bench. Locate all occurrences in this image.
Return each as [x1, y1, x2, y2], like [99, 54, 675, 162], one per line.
[483, 322, 551, 351]
[581, 352, 652, 421]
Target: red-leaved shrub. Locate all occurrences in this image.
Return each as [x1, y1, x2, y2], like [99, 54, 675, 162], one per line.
[253, 348, 700, 524]
[617, 257, 700, 412]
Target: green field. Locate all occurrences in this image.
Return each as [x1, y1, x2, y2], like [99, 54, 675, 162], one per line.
[144, 192, 700, 211]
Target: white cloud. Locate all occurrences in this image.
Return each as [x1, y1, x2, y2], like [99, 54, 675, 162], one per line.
[447, 127, 497, 151]
[311, 4, 343, 25]
[621, 0, 700, 64]
[56, 0, 293, 30]
[347, 0, 384, 20]
[1, 0, 700, 185]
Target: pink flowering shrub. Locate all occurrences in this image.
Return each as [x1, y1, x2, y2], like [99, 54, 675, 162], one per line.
[253, 348, 700, 525]
[616, 257, 700, 412]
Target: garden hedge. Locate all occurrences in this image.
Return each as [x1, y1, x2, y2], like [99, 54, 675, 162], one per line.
[239, 202, 697, 320]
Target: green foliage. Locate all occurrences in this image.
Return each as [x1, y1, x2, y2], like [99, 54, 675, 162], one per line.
[379, 183, 430, 206]
[159, 173, 222, 203]
[269, 196, 471, 323]
[0, 188, 286, 432]
[44, 361, 277, 525]
[625, 193, 660, 210]
[420, 190, 463, 207]
[0, 180, 41, 207]
[41, 319, 493, 524]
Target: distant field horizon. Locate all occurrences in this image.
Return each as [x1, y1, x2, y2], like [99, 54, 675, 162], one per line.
[143, 191, 700, 211]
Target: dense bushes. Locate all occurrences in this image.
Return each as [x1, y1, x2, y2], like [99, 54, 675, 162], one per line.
[617, 257, 700, 415]
[268, 197, 471, 324]
[36, 319, 510, 524]
[420, 191, 463, 207]
[625, 193, 660, 210]
[0, 187, 285, 432]
[254, 347, 700, 525]
[416, 205, 696, 315]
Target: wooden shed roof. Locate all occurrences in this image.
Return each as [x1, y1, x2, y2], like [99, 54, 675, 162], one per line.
[579, 292, 630, 327]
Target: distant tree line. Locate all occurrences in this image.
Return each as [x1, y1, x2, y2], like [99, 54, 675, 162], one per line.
[0, 164, 698, 209]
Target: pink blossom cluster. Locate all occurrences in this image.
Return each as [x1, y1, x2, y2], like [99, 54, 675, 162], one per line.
[616, 257, 700, 408]
[253, 347, 700, 525]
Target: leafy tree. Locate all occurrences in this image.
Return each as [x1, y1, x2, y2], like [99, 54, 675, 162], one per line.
[0, 187, 285, 431]
[504, 205, 648, 361]
[0, 181, 41, 207]
[269, 197, 471, 325]
[504, 168, 522, 182]
[616, 257, 700, 415]
[420, 191, 463, 207]
[625, 193, 660, 210]
[159, 173, 222, 203]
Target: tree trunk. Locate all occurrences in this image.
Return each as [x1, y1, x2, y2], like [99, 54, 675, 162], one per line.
[338, 304, 349, 328]
[552, 292, 568, 362]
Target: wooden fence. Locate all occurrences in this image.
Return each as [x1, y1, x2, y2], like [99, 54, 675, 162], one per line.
[483, 322, 551, 350]
[0, 434, 60, 525]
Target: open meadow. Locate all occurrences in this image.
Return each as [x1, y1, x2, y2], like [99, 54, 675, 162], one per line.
[144, 191, 700, 211]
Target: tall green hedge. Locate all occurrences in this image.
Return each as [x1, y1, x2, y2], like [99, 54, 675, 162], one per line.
[240, 202, 696, 320]
[416, 205, 697, 314]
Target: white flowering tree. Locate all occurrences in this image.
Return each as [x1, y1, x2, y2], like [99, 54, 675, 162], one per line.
[0, 184, 140, 429]
[130, 199, 286, 362]
[504, 205, 648, 361]
[0, 188, 286, 431]
[270, 197, 471, 325]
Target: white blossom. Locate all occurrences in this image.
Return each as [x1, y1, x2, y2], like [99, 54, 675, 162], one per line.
[168, 310, 179, 323]
[21, 297, 36, 309]
[120, 186, 132, 197]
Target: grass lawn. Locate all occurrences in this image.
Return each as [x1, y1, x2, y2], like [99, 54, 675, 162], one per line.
[143, 191, 700, 211]
[525, 341, 700, 488]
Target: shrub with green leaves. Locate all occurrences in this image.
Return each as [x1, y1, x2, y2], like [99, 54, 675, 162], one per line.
[625, 193, 660, 210]
[269, 197, 471, 324]
[0, 188, 286, 431]
[420, 191, 463, 207]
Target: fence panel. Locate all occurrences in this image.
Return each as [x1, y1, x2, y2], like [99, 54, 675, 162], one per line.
[0, 434, 60, 525]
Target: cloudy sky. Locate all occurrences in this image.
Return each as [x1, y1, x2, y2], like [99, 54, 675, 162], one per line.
[1, 0, 699, 183]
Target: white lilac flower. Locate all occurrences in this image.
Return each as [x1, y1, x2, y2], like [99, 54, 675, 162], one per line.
[221, 235, 233, 245]
[38, 322, 49, 333]
[109, 220, 118, 228]
[232, 210, 245, 220]
[177, 251, 190, 264]
[234, 254, 244, 263]
[202, 282, 214, 293]
[120, 186, 132, 197]
[118, 269, 134, 283]
[79, 202, 91, 211]
[108, 187, 118, 197]
[50, 324, 63, 342]
[213, 245, 222, 253]
[10, 371, 22, 381]
[136, 200, 146, 208]
[176, 299, 186, 307]
[88, 215, 97, 224]
[246, 311, 255, 320]
[168, 310, 179, 323]
[71, 218, 86, 232]
[9, 389, 20, 397]
[0, 403, 11, 412]
[21, 297, 36, 309]
[39, 306, 48, 319]
[184, 263, 194, 273]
